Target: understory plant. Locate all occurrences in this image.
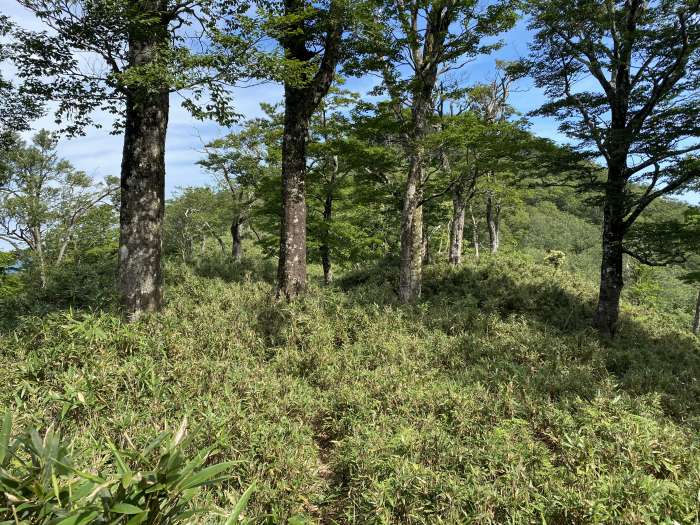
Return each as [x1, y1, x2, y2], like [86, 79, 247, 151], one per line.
[0, 413, 254, 524]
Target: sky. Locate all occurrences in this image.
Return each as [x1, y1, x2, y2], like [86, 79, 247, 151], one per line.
[2, 1, 698, 205]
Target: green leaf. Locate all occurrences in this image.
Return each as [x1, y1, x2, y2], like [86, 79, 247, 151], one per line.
[0, 412, 10, 465]
[56, 511, 100, 525]
[111, 502, 144, 514]
[178, 462, 236, 490]
[107, 441, 133, 488]
[224, 483, 256, 525]
[125, 511, 149, 525]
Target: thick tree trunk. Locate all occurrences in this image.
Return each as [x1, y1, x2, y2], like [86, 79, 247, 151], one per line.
[470, 204, 480, 260]
[231, 218, 242, 261]
[321, 191, 333, 285]
[486, 194, 500, 254]
[448, 191, 466, 265]
[276, 89, 309, 300]
[118, 16, 169, 320]
[399, 156, 424, 302]
[693, 288, 700, 336]
[593, 165, 627, 337]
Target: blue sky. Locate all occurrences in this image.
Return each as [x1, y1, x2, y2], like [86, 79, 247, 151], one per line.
[4, 2, 698, 205]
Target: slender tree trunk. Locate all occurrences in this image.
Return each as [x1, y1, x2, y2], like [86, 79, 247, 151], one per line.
[693, 288, 700, 335]
[422, 227, 431, 265]
[214, 235, 226, 256]
[33, 227, 47, 289]
[276, 89, 309, 300]
[486, 193, 500, 254]
[118, 12, 169, 320]
[231, 218, 242, 261]
[470, 204, 480, 260]
[593, 165, 627, 337]
[448, 191, 466, 265]
[399, 156, 424, 302]
[321, 190, 333, 284]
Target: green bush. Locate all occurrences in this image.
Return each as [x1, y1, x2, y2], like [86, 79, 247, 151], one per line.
[0, 413, 253, 525]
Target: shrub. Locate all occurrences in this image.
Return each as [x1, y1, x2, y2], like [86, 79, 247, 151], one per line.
[0, 413, 254, 525]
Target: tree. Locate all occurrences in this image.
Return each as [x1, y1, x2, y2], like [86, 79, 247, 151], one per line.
[528, 0, 700, 337]
[199, 116, 276, 261]
[0, 16, 43, 143]
[12, 0, 253, 319]
[0, 130, 115, 288]
[362, 0, 517, 302]
[164, 187, 230, 261]
[269, 0, 358, 299]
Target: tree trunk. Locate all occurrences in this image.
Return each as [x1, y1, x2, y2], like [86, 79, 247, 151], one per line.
[422, 227, 431, 265]
[448, 191, 466, 265]
[231, 218, 242, 261]
[276, 88, 309, 300]
[399, 156, 424, 303]
[593, 166, 627, 337]
[33, 226, 47, 289]
[486, 193, 500, 254]
[276, 0, 340, 300]
[118, 13, 169, 320]
[470, 204, 480, 260]
[693, 288, 700, 336]
[321, 191, 333, 285]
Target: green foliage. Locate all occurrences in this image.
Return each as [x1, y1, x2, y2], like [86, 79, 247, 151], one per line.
[0, 414, 253, 524]
[2, 251, 700, 523]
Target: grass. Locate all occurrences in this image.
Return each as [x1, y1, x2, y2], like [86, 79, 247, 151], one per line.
[2, 252, 700, 523]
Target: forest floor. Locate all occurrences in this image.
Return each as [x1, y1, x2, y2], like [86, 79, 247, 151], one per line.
[2, 253, 700, 524]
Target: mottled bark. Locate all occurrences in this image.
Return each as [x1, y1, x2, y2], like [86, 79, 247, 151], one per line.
[231, 218, 242, 261]
[486, 193, 500, 254]
[399, 155, 424, 303]
[448, 191, 466, 265]
[276, 91, 309, 299]
[593, 164, 627, 337]
[276, 0, 341, 300]
[118, 5, 169, 320]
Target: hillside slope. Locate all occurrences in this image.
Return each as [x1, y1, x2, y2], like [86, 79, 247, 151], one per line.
[2, 253, 700, 524]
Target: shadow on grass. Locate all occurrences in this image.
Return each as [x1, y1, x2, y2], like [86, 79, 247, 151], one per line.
[336, 255, 700, 427]
[190, 255, 277, 285]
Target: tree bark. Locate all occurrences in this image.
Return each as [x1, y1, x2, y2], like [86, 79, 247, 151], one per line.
[276, 0, 341, 300]
[231, 218, 242, 261]
[276, 89, 309, 299]
[470, 204, 480, 260]
[118, 8, 169, 320]
[486, 193, 500, 254]
[693, 288, 700, 336]
[422, 226, 431, 265]
[592, 165, 627, 337]
[448, 190, 466, 265]
[399, 157, 424, 302]
[321, 190, 333, 285]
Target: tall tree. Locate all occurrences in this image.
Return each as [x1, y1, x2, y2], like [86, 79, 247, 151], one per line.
[364, 0, 517, 302]
[199, 117, 275, 260]
[270, 0, 357, 299]
[0, 131, 115, 288]
[12, 0, 252, 319]
[528, 0, 700, 336]
[0, 16, 42, 144]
